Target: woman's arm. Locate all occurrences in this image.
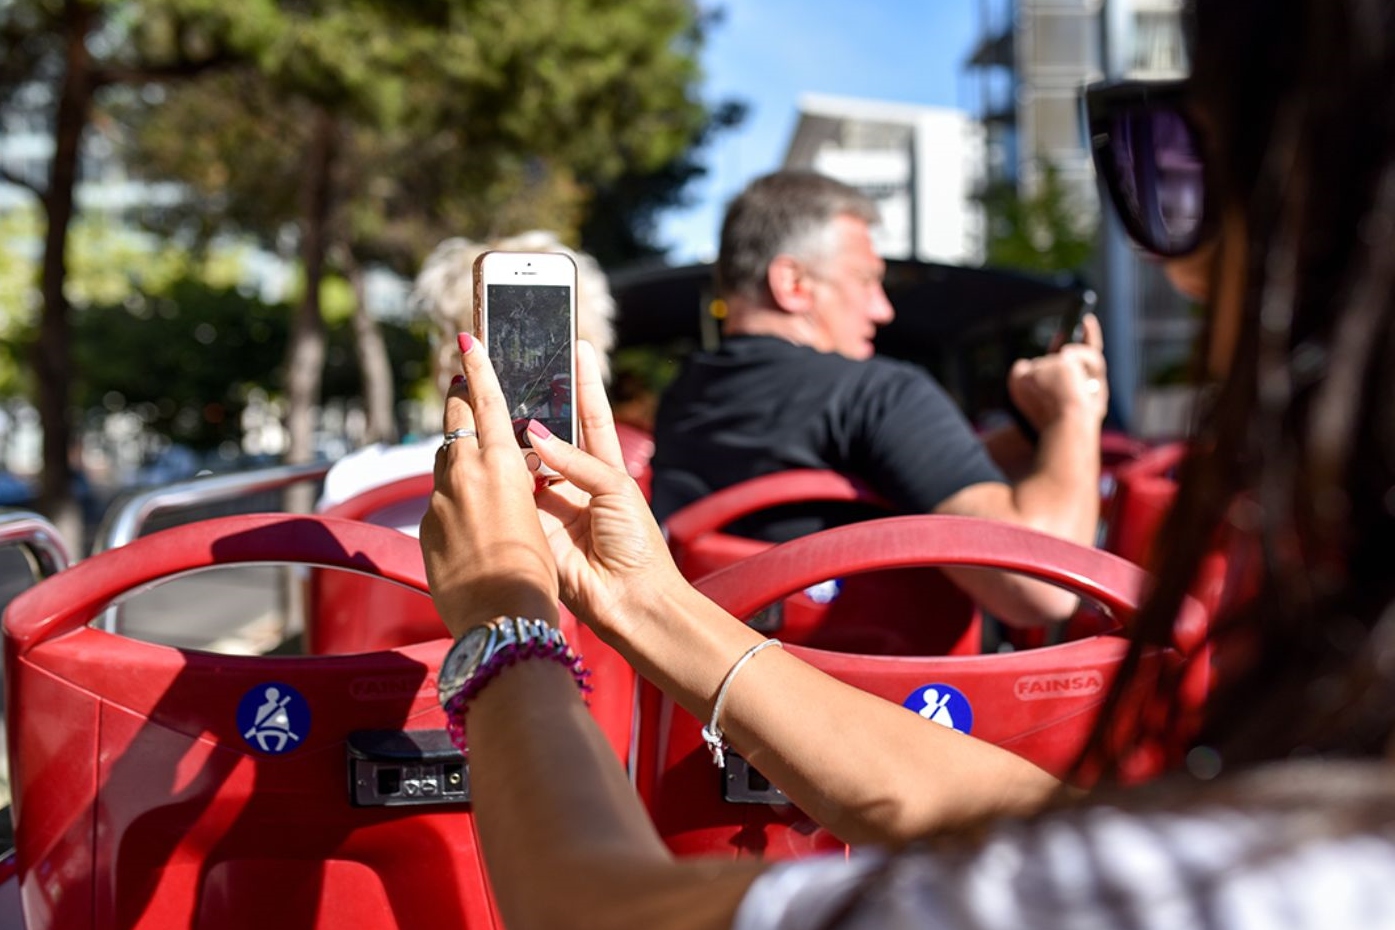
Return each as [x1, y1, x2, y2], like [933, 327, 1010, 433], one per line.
[420, 336, 763, 930]
[530, 344, 1065, 848]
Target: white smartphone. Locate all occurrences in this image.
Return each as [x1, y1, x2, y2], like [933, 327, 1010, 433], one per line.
[471, 249, 578, 477]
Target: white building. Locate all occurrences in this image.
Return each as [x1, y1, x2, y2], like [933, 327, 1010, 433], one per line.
[781, 93, 986, 266]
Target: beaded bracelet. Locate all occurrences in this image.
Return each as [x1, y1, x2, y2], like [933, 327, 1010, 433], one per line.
[441, 627, 592, 755]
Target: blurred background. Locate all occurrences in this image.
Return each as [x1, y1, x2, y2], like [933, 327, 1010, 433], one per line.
[0, 0, 1195, 551]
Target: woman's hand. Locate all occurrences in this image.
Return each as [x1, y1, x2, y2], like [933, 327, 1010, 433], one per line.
[528, 342, 684, 639]
[419, 333, 559, 638]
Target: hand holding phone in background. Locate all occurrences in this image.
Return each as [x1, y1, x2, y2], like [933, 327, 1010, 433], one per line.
[1010, 292, 1108, 432]
[472, 250, 579, 478]
[1052, 287, 1097, 351]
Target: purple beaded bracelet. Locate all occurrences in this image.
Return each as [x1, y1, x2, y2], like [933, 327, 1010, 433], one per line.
[442, 635, 592, 754]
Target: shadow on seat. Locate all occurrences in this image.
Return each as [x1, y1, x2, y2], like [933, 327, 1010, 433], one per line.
[0, 514, 629, 929]
[664, 470, 980, 658]
[637, 514, 1209, 861]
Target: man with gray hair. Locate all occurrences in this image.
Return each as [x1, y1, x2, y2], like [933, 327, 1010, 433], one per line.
[650, 170, 1109, 628]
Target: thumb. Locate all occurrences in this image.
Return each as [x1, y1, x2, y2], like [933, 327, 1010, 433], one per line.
[525, 419, 631, 500]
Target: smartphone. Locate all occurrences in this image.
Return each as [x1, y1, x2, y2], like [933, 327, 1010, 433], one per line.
[472, 250, 578, 477]
[1055, 287, 1097, 348]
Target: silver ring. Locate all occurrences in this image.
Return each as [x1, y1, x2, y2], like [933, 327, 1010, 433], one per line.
[441, 427, 478, 448]
[1085, 378, 1102, 395]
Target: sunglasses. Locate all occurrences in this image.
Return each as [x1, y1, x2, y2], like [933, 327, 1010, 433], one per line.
[1083, 79, 1210, 258]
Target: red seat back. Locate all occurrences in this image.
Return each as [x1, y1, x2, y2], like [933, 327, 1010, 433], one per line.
[664, 471, 980, 658]
[638, 515, 1209, 860]
[311, 475, 438, 656]
[1102, 441, 1188, 567]
[3, 514, 509, 929]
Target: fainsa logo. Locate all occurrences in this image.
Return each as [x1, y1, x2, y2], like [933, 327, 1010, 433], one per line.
[350, 675, 437, 701]
[1014, 671, 1105, 701]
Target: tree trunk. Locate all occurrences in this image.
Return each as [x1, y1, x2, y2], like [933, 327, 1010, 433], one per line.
[282, 108, 338, 514]
[345, 249, 398, 445]
[34, 0, 97, 551]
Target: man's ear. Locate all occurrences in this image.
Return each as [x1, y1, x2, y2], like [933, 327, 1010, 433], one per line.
[766, 255, 812, 314]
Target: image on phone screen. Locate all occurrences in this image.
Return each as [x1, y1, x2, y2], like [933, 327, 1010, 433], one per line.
[486, 283, 574, 444]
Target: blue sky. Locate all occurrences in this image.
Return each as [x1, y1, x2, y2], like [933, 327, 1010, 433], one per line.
[655, 0, 986, 263]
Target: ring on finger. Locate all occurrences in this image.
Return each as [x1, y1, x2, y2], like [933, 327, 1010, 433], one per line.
[441, 427, 478, 449]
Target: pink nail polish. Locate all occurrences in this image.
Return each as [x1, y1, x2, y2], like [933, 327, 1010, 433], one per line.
[450, 374, 465, 387]
[457, 332, 475, 354]
[526, 419, 552, 441]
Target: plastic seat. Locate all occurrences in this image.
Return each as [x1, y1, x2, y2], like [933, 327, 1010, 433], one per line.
[307, 483, 635, 763]
[1101, 440, 1188, 568]
[309, 420, 655, 654]
[636, 514, 1209, 861]
[310, 475, 438, 656]
[664, 470, 980, 658]
[3, 513, 618, 930]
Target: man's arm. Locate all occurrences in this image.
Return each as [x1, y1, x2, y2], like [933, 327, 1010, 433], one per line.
[934, 319, 1108, 627]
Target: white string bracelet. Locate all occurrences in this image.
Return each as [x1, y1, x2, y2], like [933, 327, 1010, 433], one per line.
[701, 639, 783, 768]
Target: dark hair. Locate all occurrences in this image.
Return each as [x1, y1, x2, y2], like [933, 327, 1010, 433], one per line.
[1082, 0, 1395, 778]
[715, 171, 880, 302]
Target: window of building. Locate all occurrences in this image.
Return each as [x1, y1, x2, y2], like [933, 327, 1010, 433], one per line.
[1027, 10, 1101, 71]
[1130, 11, 1187, 76]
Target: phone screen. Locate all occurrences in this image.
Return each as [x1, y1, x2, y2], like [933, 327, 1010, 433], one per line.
[485, 282, 574, 444]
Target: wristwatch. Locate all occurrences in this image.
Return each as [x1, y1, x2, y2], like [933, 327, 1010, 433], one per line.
[437, 616, 570, 710]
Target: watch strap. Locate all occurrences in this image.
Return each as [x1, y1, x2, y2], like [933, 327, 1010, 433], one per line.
[438, 616, 591, 753]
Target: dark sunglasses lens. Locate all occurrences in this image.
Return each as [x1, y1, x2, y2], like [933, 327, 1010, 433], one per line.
[1109, 108, 1205, 254]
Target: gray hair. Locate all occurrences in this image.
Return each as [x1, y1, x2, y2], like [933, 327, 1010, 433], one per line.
[412, 230, 616, 397]
[715, 171, 881, 302]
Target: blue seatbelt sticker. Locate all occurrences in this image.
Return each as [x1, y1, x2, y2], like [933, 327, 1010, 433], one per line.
[238, 682, 310, 754]
[902, 683, 973, 735]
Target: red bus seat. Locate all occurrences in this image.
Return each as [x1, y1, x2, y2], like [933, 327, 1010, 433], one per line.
[663, 471, 980, 658]
[308, 421, 655, 655]
[1102, 440, 1187, 567]
[0, 514, 626, 930]
[637, 514, 1209, 861]
[310, 475, 438, 656]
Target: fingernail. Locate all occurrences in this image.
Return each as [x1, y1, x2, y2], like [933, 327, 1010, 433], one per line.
[526, 419, 552, 441]
[450, 374, 465, 387]
[457, 332, 475, 354]
[533, 476, 548, 495]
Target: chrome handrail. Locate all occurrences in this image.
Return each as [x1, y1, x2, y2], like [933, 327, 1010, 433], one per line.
[92, 461, 331, 633]
[94, 461, 331, 554]
[0, 509, 73, 580]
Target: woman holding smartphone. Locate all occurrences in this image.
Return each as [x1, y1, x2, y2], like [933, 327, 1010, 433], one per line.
[420, 0, 1395, 925]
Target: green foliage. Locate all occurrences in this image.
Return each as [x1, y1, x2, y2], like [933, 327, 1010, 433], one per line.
[118, 0, 720, 269]
[71, 277, 292, 450]
[978, 160, 1098, 274]
[70, 272, 430, 450]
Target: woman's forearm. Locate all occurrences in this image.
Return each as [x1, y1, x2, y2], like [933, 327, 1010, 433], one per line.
[601, 582, 1064, 847]
[466, 657, 763, 930]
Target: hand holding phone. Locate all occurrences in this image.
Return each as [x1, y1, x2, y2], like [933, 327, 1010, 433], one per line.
[472, 249, 578, 478]
[1053, 288, 1097, 350]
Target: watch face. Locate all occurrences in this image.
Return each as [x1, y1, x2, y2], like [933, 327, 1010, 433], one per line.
[439, 625, 491, 701]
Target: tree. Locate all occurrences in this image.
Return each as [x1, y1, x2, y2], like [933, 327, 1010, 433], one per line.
[71, 276, 291, 452]
[121, 0, 719, 487]
[0, 0, 298, 542]
[581, 99, 747, 268]
[70, 272, 429, 451]
[978, 160, 1098, 274]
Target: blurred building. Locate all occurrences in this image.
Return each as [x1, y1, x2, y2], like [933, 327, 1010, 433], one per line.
[782, 94, 987, 266]
[966, 0, 1193, 437]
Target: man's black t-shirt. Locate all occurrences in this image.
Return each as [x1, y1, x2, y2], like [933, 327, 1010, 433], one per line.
[650, 336, 1005, 541]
